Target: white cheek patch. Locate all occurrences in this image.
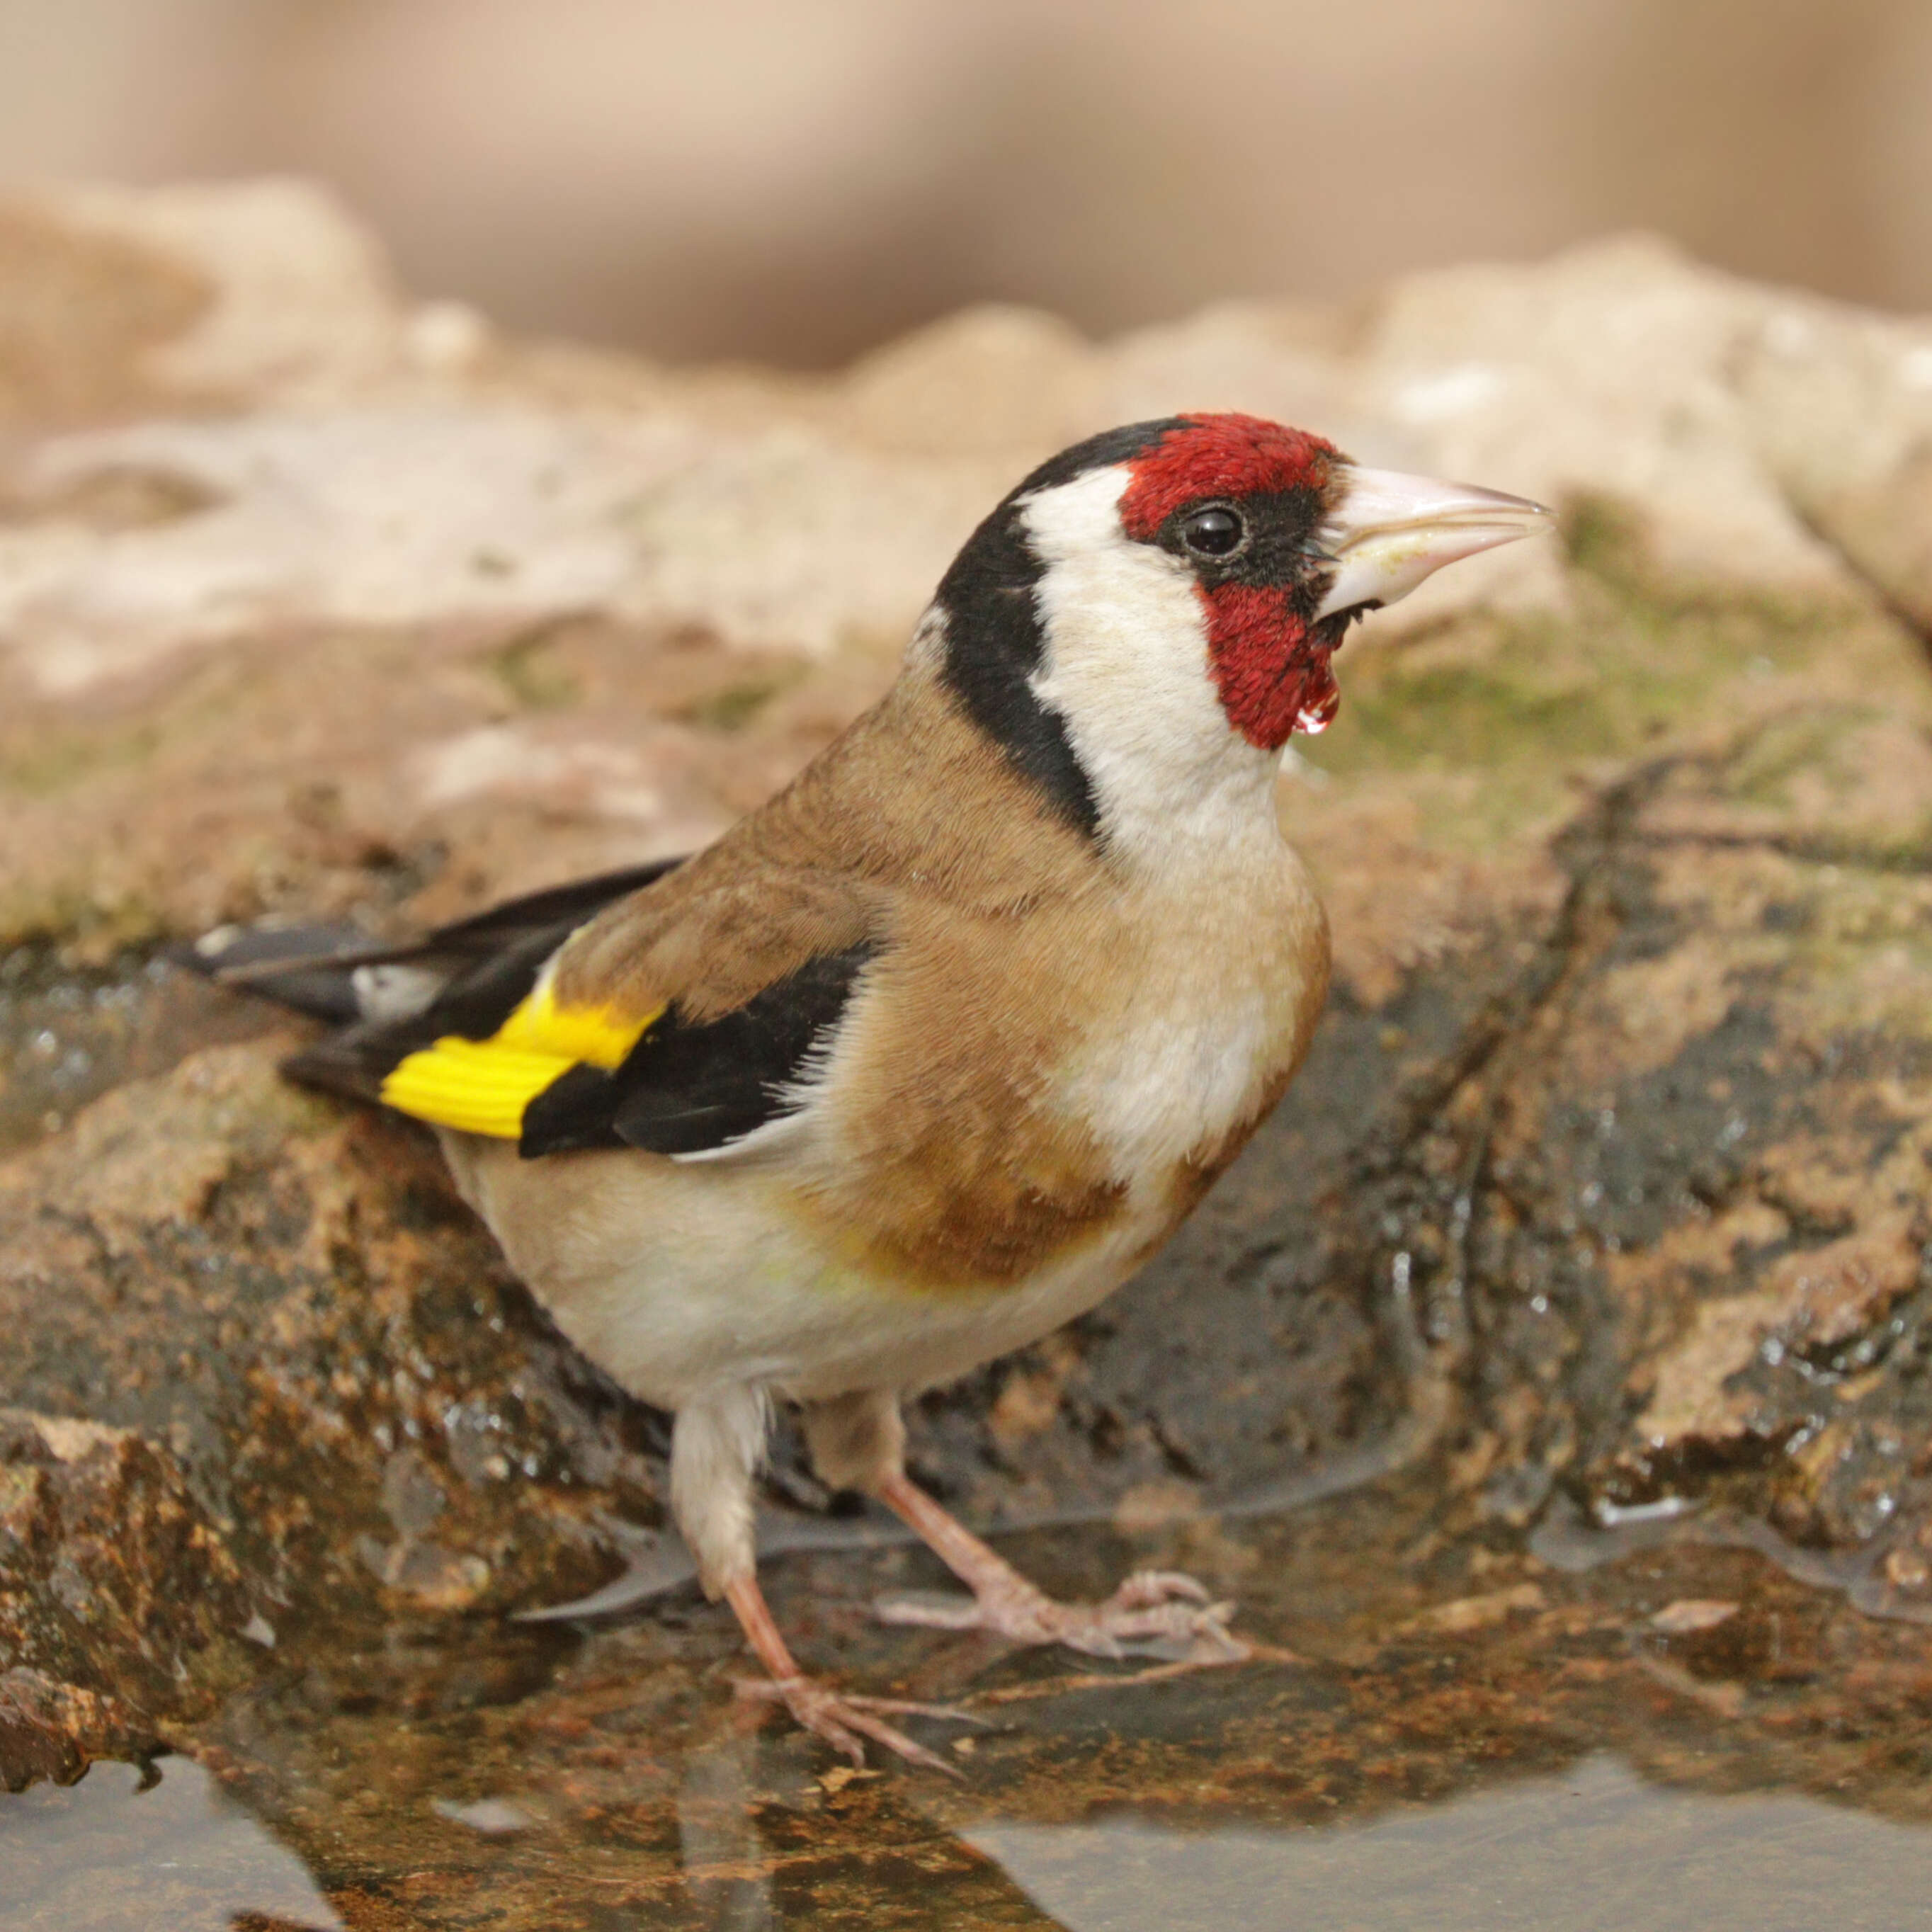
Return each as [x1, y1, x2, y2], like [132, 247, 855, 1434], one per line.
[1020, 467, 1279, 866]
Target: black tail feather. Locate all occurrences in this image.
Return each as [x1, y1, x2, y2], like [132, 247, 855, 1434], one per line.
[176, 855, 691, 1094]
[169, 921, 379, 1023]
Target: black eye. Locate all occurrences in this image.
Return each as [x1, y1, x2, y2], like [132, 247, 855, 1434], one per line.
[1181, 506, 1244, 558]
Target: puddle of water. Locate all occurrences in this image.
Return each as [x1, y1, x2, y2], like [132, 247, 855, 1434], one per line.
[0, 1756, 343, 1932]
[7, 1485, 1932, 1927]
[0, 954, 276, 1150]
[14, 1740, 1932, 1932]
[967, 1752, 1932, 1932]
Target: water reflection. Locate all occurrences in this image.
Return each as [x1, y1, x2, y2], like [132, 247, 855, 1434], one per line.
[8, 1511, 1932, 1928]
[677, 1729, 778, 1931]
[15, 1744, 1932, 1931]
[969, 1753, 1932, 1932]
[0, 1756, 342, 1932]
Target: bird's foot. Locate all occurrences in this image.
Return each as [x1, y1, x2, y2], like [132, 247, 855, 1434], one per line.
[735, 1672, 977, 1774]
[876, 1566, 1249, 1664]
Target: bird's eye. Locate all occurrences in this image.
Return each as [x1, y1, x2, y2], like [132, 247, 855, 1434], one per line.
[1181, 506, 1245, 558]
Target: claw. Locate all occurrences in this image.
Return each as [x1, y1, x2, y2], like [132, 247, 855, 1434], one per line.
[867, 1477, 1250, 1666]
[876, 1566, 1249, 1664]
[734, 1674, 973, 1775]
[1113, 1569, 1212, 1610]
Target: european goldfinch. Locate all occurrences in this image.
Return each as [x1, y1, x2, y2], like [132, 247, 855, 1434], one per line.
[193, 414, 1549, 1769]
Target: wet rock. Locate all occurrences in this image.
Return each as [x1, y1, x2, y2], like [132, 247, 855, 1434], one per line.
[0, 1410, 254, 1787]
[0, 1411, 251, 1700]
[0, 1669, 153, 1793]
[4, 177, 1932, 1758]
[0, 1047, 670, 1634]
[149, 1491, 1932, 1925]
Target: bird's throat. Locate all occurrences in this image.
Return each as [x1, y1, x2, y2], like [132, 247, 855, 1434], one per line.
[1198, 583, 1340, 750]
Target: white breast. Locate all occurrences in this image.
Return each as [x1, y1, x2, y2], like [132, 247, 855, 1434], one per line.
[1054, 802, 1322, 1184]
[1057, 985, 1277, 1183]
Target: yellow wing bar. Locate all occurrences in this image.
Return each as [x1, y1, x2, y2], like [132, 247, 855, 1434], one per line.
[379, 977, 662, 1140]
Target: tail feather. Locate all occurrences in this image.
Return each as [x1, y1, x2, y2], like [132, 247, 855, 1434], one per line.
[175, 855, 688, 1103]
[173, 920, 380, 1023]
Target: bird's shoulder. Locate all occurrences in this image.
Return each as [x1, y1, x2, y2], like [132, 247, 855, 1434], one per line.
[553, 666, 1107, 1019]
[370, 672, 1106, 1157]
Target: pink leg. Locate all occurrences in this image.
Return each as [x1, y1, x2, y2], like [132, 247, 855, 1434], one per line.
[723, 1572, 974, 1774]
[873, 1472, 1248, 1664]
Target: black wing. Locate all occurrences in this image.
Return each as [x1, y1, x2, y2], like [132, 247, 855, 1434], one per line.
[520, 943, 875, 1157]
[183, 856, 876, 1161]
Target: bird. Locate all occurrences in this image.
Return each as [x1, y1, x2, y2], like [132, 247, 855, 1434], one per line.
[188, 412, 1550, 1770]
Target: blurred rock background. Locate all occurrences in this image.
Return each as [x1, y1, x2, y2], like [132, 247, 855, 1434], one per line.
[10, 0, 1932, 1840]
[1, 0, 1931, 365]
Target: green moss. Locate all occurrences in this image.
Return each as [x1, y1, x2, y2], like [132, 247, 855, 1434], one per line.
[681, 680, 775, 731]
[0, 653, 261, 799]
[1309, 500, 1897, 847]
[0, 720, 164, 797]
[1322, 628, 1623, 773]
[0, 880, 169, 958]
[675, 668, 808, 732]
[1778, 873, 1932, 1036]
[1560, 493, 1646, 587]
[1302, 525, 1932, 866]
[486, 627, 581, 712]
[1559, 492, 1847, 649]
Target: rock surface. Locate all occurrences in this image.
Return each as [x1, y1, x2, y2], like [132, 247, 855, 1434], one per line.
[6, 181, 1932, 1795]
[0, 1409, 252, 1788]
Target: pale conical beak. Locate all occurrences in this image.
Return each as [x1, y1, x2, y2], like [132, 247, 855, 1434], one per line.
[1313, 466, 1553, 622]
